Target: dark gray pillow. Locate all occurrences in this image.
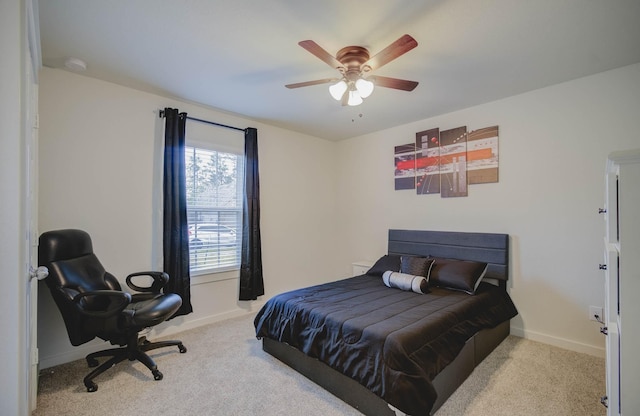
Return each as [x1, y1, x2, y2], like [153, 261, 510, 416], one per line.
[400, 256, 435, 278]
[366, 254, 401, 277]
[429, 257, 488, 294]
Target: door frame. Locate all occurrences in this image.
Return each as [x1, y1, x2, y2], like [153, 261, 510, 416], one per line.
[25, 0, 42, 412]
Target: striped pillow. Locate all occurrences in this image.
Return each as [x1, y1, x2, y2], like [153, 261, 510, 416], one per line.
[382, 271, 430, 294]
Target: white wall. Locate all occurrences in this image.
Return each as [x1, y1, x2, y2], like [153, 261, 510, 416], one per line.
[334, 63, 640, 357]
[37, 68, 339, 367]
[38, 62, 640, 368]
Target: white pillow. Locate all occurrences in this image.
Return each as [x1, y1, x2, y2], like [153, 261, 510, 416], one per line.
[382, 271, 429, 294]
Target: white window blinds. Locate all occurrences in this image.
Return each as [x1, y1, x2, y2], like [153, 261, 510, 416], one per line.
[185, 145, 244, 274]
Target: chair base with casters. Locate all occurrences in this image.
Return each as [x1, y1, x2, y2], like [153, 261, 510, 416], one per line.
[83, 332, 187, 392]
[38, 229, 189, 393]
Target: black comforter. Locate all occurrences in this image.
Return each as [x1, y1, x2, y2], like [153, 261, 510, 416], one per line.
[254, 274, 518, 415]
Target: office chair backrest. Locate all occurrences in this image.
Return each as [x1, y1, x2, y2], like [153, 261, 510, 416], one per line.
[39, 229, 123, 346]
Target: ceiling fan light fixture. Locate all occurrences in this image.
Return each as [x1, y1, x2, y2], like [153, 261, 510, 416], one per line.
[347, 90, 363, 106]
[329, 80, 348, 100]
[355, 78, 374, 98]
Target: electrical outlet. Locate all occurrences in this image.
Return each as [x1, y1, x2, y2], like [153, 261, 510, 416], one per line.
[589, 306, 603, 322]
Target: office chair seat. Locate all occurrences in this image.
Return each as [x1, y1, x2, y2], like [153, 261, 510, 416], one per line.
[123, 293, 183, 328]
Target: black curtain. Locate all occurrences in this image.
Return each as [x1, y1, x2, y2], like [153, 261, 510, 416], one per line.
[239, 127, 264, 300]
[162, 108, 193, 317]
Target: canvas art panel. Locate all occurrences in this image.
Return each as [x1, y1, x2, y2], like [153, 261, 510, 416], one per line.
[439, 126, 468, 198]
[394, 143, 416, 190]
[467, 125, 499, 184]
[415, 128, 440, 195]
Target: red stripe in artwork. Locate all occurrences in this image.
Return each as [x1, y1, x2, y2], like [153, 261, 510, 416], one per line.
[396, 148, 492, 170]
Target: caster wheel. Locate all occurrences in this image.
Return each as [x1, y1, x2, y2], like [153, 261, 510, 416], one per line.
[152, 370, 163, 381]
[87, 358, 99, 368]
[86, 382, 98, 392]
[178, 344, 187, 353]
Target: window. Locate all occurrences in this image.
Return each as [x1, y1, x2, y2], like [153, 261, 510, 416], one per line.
[185, 146, 243, 274]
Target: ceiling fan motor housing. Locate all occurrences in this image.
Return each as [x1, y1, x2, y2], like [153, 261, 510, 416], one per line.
[336, 46, 372, 79]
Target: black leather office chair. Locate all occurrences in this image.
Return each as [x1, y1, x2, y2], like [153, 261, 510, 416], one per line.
[38, 229, 187, 392]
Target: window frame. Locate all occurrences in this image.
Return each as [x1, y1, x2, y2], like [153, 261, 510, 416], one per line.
[184, 139, 244, 283]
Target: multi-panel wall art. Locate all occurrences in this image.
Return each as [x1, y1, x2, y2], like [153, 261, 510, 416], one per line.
[395, 125, 499, 197]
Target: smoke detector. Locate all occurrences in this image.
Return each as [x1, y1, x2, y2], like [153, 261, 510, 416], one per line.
[64, 57, 87, 72]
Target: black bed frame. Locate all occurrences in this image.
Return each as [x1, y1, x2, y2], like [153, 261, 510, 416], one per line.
[262, 229, 511, 415]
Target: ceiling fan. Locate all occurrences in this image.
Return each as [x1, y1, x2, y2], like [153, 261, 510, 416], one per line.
[286, 34, 419, 106]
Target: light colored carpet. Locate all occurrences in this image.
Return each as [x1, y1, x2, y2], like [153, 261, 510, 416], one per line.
[433, 335, 605, 416]
[34, 314, 605, 416]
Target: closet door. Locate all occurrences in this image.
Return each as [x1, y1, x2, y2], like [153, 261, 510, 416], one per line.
[605, 149, 640, 415]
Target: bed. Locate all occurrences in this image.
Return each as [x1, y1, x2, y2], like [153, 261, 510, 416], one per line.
[254, 230, 518, 415]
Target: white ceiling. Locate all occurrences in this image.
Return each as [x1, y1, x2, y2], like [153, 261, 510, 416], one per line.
[38, 0, 640, 141]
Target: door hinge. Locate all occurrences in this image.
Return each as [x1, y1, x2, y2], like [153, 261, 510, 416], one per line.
[600, 395, 608, 408]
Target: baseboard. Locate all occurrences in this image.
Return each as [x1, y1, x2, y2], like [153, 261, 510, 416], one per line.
[40, 316, 603, 372]
[510, 326, 605, 358]
[39, 302, 267, 370]
[39, 341, 107, 370]
[148, 303, 267, 339]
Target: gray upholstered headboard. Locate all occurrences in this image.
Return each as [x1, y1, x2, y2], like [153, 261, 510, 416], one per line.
[388, 229, 509, 284]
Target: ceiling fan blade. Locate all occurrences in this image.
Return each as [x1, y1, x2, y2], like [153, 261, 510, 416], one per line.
[363, 34, 418, 71]
[285, 78, 338, 89]
[298, 40, 344, 70]
[369, 76, 419, 91]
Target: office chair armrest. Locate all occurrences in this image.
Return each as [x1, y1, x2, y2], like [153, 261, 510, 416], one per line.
[71, 290, 132, 318]
[125, 271, 170, 294]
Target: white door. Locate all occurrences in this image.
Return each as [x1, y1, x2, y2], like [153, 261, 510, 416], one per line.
[25, 1, 44, 411]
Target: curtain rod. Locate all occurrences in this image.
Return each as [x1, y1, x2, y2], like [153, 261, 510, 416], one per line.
[159, 109, 245, 132]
